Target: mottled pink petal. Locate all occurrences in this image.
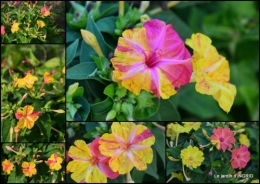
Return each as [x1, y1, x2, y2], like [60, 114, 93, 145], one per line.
[97, 162, 119, 179]
[89, 137, 101, 157]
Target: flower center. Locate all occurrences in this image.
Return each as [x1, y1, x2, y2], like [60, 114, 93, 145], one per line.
[143, 49, 162, 68]
[219, 137, 225, 142]
[121, 142, 131, 151]
[188, 156, 193, 162]
[90, 156, 98, 165]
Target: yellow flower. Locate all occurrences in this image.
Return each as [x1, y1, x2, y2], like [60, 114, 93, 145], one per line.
[172, 172, 183, 182]
[22, 162, 37, 177]
[183, 122, 202, 131]
[67, 138, 119, 183]
[44, 72, 54, 84]
[239, 134, 250, 147]
[99, 122, 155, 174]
[251, 180, 259, 183]
[2, 159, 14, 174]
[15, 105, 40, 129]
[16, 73, 38, 89]
[180, 145, 204, 169]
[11, 22, 20, 33]
[46, 153, 63, 171]
[166, 123, 176, 140]
[167, 123, 191, 146]
[185, 33, 236, 113]
[62, 66, 65, 74]
[81, 29, 104, 57]
[37, 20, 45, 28]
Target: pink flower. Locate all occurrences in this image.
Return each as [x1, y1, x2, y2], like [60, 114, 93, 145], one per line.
[41, 7, 50, 16]
[1, 26, 5, 35]
[231, 145, 250, 170]
[67, 138, 119, 183]
[210, 126, 235, 151]
[111, 19, 192, 99]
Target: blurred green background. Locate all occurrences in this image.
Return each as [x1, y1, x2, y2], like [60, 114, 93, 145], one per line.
[161, 1, 259, 121]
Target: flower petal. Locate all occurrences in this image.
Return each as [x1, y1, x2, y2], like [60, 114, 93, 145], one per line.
[97, 162, 119, 179]
[67, 160, 91, 183]
[99, 133, 121, 157]
[68, 140, 92, 161]
[109, 151, 133, 174]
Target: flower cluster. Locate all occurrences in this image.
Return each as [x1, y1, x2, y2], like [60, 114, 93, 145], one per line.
[67, 122, 155, 183]
[167, 122, 253, 183]
[210, 126, 250, 170]
[2, 144, 64, 180]
[1, 1, 64, 43]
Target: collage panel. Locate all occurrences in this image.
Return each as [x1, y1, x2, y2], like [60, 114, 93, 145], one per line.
[66, 122, 166, 183]
[166, 122, 259, 183]
[1, 44, 65, 142]
[1, 143, 65, 183]
[1, 1, 65, 43]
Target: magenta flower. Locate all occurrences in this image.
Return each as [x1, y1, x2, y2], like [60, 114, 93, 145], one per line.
[1, 26, 5, 35]
[111, 19, 192, 99]
[210, 126, 235, 151]
[231, 145, 250, 170]
[67, 138, 119, 183]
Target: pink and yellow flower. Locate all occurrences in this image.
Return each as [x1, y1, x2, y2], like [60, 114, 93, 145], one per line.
[210, 126, 235, 151]
[15, 105, 40, 129]
[67, 138, 119, 183]
[43, 72, 54, 84]
[1, 25, 5, 35]
[37, 20, 45, 28]
[111, 19, 192, 99]
[185, 33, 236, 113]
[99, 122, 155, 174]
[16, 73, 38, 89]
[41, 6, 50, 16]
[46, 153, 63, 171]
[2, 159, 14, 174]
[231, 145, 250, 170]
[22, 162, 37, 177]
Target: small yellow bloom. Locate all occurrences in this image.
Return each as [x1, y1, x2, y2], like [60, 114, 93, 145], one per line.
[22, 162, 37, 177]
[171, 172, 183, 182]
[239, 134, 250, 147]
[183, 122, 201, 131]
[46, 153, 63, 171]
[44, 72, 54, 84]
[37, 20, 45, 28]
[81, 29, 104, 57]
[62, 66, 65, 74]
[181, 145, 204, 169]
[16, 73, 38, 89]
[15, 105, 40, 129]
[185, 33, 236, 113]
[2, 159, 14, 174]
[11, 22, 20, 33]
[251, 180, 259, 183]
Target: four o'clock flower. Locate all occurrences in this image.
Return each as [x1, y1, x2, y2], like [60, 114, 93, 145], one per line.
[231, 145, 250, 170]
[1, 25, 5, 35]
[22, 162, 37, 177]
[2, 159, 14, 174]
[99, 122, 155, 174]
[111, 19, 192, 99]
[185, 33, 237, 113]
[210, 126, 235, 151]
[43, 72, 54, 84]
[16, 73, 38, 89]
[45, 153, 63, 171]
[67, 138, 119, 183]
[41, 6, 50, 16]
[15, 105, 40, 129]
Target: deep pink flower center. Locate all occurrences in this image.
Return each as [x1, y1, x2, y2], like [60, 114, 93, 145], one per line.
[143, 49, 162, 68]
[219, 137, 225, 142]
[90, 156, 98, 165]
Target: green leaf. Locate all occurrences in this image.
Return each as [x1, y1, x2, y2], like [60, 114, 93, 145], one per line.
[91, 97, 113, 113]
[67, 103, 78, 118]
[74, 97, 90, 121]
[96, 16, 117, 37]
[73, 87, 84, 98]
[104, 83, 116, 99]
[86, 78, 106, 98]
[8, 165, 25, 183]
[178, 83, 227, 120]
[66, 39, 79, 65]
[106, 109, 116, 120]
[1, 117, 14, 142]
[116, 112, 128, 121]
[80, 10, 111, 63]
[66, 26, 82, 43]
[169, 146, 181, 158]
[121, 102, 134, 119]
[166, 161, 182, 176]
[210, 147, 219, 163]
[36, 115, 52, 141]
[151, 127, 166, 168]
[67, 62, 96, 79]
[146, 99, 180, 121]
[191, 167, 204, 174]
[42, 57, 60, 68]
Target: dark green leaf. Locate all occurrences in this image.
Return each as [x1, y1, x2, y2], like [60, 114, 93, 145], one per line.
[66, 39, 79, 65]
[67, 62, 97, 79]
[151, 127, 166, 168]
[90, 97, 113, 113]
